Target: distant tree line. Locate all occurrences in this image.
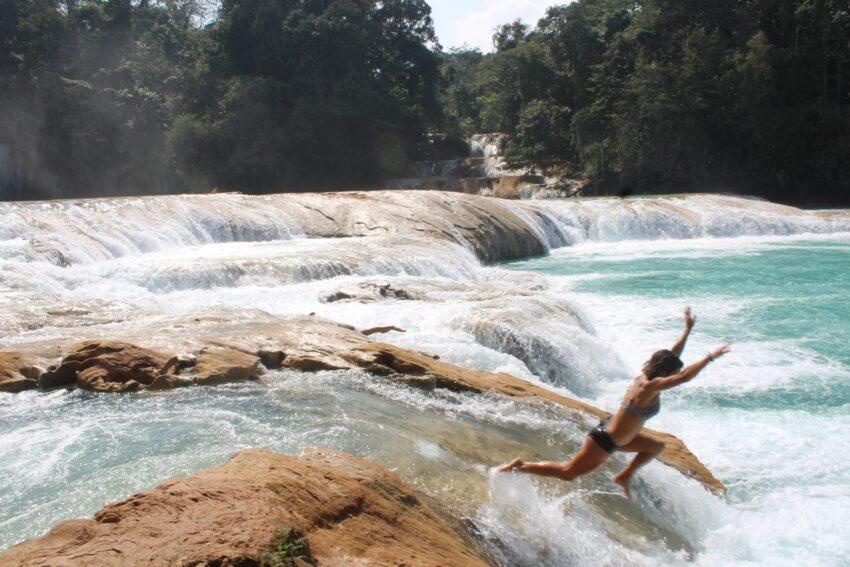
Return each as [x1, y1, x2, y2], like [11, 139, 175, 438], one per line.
[1, 0, 848, 204]
[0, 0, 440, 199]
[441, 0, 850, 205]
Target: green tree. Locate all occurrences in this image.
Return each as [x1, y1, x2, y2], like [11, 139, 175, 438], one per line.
[170, 0, 441, 192]
[1, 0, 207, 199]
[447, 0, 850, 204]
[438, 47, 486, 136]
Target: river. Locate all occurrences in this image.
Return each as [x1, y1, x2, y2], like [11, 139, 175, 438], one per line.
[1, 192, 848, 565]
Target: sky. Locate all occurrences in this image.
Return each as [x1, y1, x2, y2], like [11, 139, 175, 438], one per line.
[427, 0, 556, 52]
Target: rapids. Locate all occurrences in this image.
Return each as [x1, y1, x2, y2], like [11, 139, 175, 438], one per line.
[2, 191, 849, 565]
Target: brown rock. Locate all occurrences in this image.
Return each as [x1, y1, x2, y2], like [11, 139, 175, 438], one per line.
[284, 353, 350, 372]
[198, 316, 371, 373]
[34, 341, 264, 391]
[45, 341, 172, 392]
[0, 448, 489, 567]
[320, 282, 422, 304]
[39, 359, 81, 388]
[361, 325, 406, 336]
[77, 367, 141, 393]
[321, 289, 358, 303]
[257, 349, 285, 368]
[192, 347, 261, 385]
[491, 175, 546, 199]
[286, 191, 549, 263]
[0, 352, 42, 392]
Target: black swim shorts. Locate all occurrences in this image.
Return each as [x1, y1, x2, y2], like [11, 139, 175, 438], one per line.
[588, 415, 618, 454]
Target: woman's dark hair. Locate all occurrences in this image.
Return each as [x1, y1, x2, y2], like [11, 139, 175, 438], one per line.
[643, 349, 684, 379]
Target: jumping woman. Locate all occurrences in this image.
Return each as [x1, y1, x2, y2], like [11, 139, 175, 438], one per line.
[499, 308, 730, 498]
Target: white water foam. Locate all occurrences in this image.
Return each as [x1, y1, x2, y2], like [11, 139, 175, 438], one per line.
[0, 194, 305, 265]
[534, 195, 850, 244]
[477, 463, 721, 566]
[512, 234, 850, 567]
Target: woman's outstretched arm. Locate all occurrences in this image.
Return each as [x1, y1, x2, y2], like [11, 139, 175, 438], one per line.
[652, 343, 731, 391]
[670, 307, 696, 357]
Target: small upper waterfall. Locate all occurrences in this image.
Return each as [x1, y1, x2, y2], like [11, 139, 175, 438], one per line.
[384, 133, 583, 199]
[469, 133, 505, 158]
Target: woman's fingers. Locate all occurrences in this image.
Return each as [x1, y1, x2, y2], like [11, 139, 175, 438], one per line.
[712, 343, 732, 358]
[498, 458, 524, 472]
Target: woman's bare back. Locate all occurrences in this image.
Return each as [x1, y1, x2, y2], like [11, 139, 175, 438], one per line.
[606, 376, 661, 445]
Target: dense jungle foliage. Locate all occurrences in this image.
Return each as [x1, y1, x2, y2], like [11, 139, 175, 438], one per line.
[0, 0, 440, 197]
[1, 0, 848, 204]
[441, 0, 850, 204]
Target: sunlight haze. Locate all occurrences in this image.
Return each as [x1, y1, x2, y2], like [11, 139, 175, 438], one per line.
[428, 0, 555, 51]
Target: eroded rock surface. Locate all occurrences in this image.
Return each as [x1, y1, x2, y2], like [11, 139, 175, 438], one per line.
[192, 346, 261, 386]
[0, 447, 489, 567]
[361, 325, 406, 336]
[320, 282, 423, 304]
[40, 341, 172, 392]
[0, 352, 42, 392]
[31, 339, 263, 392]
[285, 191, 552, 263]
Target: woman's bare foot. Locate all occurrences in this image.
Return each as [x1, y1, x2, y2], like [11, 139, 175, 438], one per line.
[498, 458, 524, 472]
[612, 473, 632, 499]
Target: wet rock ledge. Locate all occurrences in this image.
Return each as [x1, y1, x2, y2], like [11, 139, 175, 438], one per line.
[0, 313, 725, 494]
[0, 447, 489, 567]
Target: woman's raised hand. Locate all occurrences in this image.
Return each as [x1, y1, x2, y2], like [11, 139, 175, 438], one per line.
[684, 306, 697, 330]
[710, 343, 732, 360]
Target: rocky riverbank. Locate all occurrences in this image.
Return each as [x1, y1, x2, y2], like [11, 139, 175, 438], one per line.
[0, 313, 724, 494]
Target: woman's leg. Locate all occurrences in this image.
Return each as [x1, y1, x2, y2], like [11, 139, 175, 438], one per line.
[499, 437, 609, 481]
[611, 432, 666, 499]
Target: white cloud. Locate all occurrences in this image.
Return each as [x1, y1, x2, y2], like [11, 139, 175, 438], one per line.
[432, 0, 554, 52]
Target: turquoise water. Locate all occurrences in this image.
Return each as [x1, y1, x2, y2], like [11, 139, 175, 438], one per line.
[2, 369, 694, 566]
[507, 234, 850, 565]
[0, 370, 596, 551]
[510, 237, 850, 367]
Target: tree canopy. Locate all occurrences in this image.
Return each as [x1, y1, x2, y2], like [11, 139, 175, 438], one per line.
[1, 0, 440, 198]
[439, 0, 850, 205]
[1, 0, 848, 204]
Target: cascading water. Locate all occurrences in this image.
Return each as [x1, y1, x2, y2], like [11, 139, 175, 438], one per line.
[2, 192, 849, 565]
[506, 231, 850, 566]
[533, 194, 850, 243]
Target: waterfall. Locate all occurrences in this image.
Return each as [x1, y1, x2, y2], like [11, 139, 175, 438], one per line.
[533, 194, 850, 243]
[2, 192, 849, 271]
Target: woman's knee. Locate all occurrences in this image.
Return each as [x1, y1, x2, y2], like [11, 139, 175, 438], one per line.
[558, 464, 578, 481]
[558, 453, 606, 480]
